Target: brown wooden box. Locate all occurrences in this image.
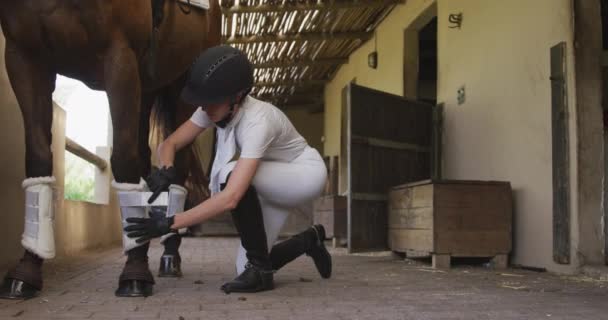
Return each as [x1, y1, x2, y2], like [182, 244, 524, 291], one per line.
[388, 180, 513, 268]
[313, 195, 347, 239]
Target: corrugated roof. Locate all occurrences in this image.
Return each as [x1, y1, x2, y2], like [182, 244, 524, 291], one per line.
[220, 0, 402, 111]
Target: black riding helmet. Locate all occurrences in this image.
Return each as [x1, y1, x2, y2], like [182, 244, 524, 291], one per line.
[181, 45, 254, 107]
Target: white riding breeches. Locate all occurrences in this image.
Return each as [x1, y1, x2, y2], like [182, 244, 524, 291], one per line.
[218, 146, 327, 274]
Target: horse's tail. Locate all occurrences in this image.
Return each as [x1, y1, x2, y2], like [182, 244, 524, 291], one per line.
[150, 81, 209, 208]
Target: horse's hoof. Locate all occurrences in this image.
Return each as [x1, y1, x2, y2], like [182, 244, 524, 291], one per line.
[0, 278, 39, 300]
[114, 280, 153, 297]
[158, 255, 182, 278]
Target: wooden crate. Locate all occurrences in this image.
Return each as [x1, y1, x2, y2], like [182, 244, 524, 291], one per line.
[388, 180, 513, 268]
[313, 195, 347, 246]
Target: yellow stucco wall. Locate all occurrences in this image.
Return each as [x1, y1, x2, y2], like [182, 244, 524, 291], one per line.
[0, 33, 27, 269]
[284, 108, 324, 154]
[437, 0, 577, 273]
[324, 0, 578, 272]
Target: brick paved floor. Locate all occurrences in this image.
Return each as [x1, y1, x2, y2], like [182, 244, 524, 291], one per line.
[0, 237, 607, 320]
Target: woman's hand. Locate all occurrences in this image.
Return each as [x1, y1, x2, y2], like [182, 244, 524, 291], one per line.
[124, 211, 176, 243]
[148, 120, 206, 203]
[145, 166, 177, 203]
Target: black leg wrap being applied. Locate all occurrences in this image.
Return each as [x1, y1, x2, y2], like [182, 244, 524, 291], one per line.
[219, 177, 274, 294]
[270, 225, 332, 279]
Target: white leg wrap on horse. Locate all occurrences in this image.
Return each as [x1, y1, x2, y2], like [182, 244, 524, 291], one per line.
[160, 184, 187, 244]
[21, 176, 56, 260]
[113, 179, 152, 253]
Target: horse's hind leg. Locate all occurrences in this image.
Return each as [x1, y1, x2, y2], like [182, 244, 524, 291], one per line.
[0, 41, 56, 300]
[105, 40, 155, 297]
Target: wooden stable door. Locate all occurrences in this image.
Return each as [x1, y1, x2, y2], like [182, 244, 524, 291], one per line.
[341, 83, 440, 252]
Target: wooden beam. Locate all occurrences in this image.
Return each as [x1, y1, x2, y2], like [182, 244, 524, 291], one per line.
[351, 135, 431, 153]
[255, 79, 327, 87]
[225, 31, 372, 44]
[66, 137, 108, 171]
[255, 92, 323, 102]
[602, 50, 608, 67]
[279, 103, 324, 113]
[253, 58, 348, 68]
[223, 0, 405, 14]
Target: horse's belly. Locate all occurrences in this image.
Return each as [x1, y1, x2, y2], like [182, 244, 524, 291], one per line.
[2, 3, 110, 52]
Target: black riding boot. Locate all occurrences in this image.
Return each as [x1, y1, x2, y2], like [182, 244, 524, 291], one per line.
[220, 184, 274, 294]
[269, 225, 332, 278]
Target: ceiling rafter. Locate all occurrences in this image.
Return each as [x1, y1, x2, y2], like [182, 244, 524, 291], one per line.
[255, 78, 328, 87]
[225, 31, 372, 44]
[222, 0, 405, 14]
[256, 92, 324, 102]
[253, 58, 348, 68]
[220, 0, 401, 109]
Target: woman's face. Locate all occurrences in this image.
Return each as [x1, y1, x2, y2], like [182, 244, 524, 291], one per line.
[203, 100, 232, 122]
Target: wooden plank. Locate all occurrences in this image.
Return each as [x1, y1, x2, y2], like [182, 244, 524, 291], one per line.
[389, 184, 433, 209]
[351, 193, 387, 201]
[313, 195, 347, 211]
[65, 137, 107, 171]
[404, 249, 430, 258]
[431, 103, 443, 180]
[351, 135, 431, 152]
[492, 254, 509, 269]
[550, 42, 571, 264]
[432, 254, 451, 269]
[391, 179, 509, 190]
[433, 184, 482, 208]
[351, 143, 430, 194]
[388, 207, 433, 229]
[343, 84, 353, 252]
[388, 229, 433, 252]
[349, 84, 433, 145]
[434, 183, 511, 209]
[433, 207, 511, 232]
[434, 230, 511, 255]
[350, 200, 388, 252]
[329, 156, 339, 195]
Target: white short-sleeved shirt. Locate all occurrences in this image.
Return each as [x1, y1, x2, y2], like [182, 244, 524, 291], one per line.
[190, 95, 308, 162]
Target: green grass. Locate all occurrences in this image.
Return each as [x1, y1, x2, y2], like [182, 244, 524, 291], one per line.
[64, 152, 95, 202]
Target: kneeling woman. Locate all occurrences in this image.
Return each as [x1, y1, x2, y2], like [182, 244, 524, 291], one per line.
[125, 45, 331, 293]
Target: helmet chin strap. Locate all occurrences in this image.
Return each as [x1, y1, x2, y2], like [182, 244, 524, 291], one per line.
[214, 97, 238, 128]
[214, 89, 251, 128]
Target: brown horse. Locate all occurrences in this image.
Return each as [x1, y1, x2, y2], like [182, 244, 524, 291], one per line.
[0, 0, 221, 299]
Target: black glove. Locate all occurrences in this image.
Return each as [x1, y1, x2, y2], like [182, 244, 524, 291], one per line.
[146, 166, 177, 204]
[124, 213, 175, 244]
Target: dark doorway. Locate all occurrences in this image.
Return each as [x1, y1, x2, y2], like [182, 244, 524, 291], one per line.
[417, 17, 437, 105]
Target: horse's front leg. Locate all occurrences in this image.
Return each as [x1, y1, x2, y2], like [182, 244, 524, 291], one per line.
[104, 40, 155, 297]
[0, 41, 56, 300]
